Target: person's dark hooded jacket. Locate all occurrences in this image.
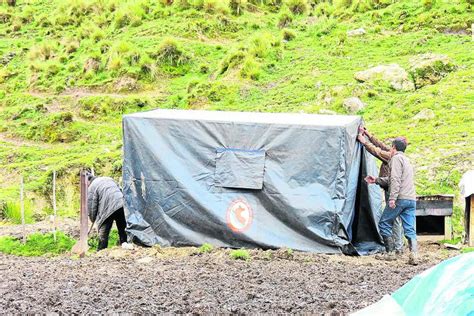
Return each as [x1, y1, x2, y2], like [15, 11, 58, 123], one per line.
[87, 177, 124, 228]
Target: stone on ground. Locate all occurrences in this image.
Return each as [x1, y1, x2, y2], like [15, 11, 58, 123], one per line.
[413, 108, 435, 121]
[347, 28, 366, 36]
[343, 97, 366, 113]
[354, 64, 415, 92]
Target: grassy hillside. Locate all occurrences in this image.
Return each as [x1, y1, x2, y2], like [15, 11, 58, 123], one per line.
[0, 0, 473, 228]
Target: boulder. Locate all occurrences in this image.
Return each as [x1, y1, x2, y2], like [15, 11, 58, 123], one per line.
[413, 109, 435, 121]
[343, 97, 366, 113]
[409, 53, 456, 89]
[354, 64, 415, 92]
[347, 28, 366, 36]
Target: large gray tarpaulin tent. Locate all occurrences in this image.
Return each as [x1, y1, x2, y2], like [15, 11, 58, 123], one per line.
[122, 109, 384, 255]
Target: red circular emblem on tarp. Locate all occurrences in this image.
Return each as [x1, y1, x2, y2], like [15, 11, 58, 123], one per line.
[226, 198, 253, 232]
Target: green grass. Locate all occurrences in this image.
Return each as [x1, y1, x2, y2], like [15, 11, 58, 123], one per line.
[0, 231, 75, 256]
[1, 200, 35, 224]
[87, 229, 120, 251]
[0, 0, 472, 232]
[440, 237, 462, 245]
[230, 248, 250, 260]
[198, 242, 214, 253]
[461, 247, 474, 254]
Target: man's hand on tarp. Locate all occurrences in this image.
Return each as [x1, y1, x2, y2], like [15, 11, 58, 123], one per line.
[365, 175, 376, 184]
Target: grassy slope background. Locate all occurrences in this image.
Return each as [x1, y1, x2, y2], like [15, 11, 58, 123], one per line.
[0, 0, 473, 233]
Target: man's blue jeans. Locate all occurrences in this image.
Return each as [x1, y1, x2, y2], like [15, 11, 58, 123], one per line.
[379, 199, 417, 240]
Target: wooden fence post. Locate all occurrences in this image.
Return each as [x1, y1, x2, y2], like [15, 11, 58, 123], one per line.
[20, 176, 26, 244]
[53, 170, 57, 242]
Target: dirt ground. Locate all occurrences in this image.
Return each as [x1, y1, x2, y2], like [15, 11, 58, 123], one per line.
[0, 237, 459, 314]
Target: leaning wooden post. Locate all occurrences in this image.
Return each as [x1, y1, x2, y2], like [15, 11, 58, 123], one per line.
[71, 170, 89, 257]
[53, 170, 57, 242]
[20, 176, 26, 244]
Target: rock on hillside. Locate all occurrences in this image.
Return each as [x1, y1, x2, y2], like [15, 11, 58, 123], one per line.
[409, 53, 456, 89]
[354, 64, 415, 92]
[343, 97, 366, 113]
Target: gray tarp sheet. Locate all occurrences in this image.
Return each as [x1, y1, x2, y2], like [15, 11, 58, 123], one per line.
[122, 109, 384, 254]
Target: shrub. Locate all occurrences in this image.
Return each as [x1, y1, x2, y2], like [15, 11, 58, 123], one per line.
[284, 0, 308, 14]
[267, 0, 283, 12]
[422, 0, 434, 10]
[240, 56, 261, 80]
[230, 249, 250, 260]
[155, 38, 189, 66]
[219, 49, 246, 74]
[63, 39, 80, 54]
[277, 10, 293, 28]
[249, 33, 277, 58]
[91, 29, 105, 42]
[28, 42, 57, 61]
[229, 0, 247, 15]
[0, 232, 75, 256]
[199, 243, 214, 253]
[114, 4, 145, 28]
[199, 63, 210, 73]
[202, 0, 228, 13]
[282, 28, 296, 41]
[175, 0, 192, 9]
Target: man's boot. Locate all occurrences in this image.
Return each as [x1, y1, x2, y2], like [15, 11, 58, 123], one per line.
[408, 238, 418, 265]
[376, 236, 397, 261]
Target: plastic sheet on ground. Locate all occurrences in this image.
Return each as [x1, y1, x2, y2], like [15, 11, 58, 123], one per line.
[353, 252, 474, 316]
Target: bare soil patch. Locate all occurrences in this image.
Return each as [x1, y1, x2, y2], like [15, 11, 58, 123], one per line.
[0, 241, 458, 314]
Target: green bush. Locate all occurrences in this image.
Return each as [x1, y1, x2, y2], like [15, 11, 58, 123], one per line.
[277, 10, 293, 28]
[284, 0, 308, 14]
[230, 249, 250, 260]
[219, 49, 246, 74]
[240, 56, 261, 80]
[422, 0, 435, 10]
[249, 33, 277, 58]
[282, 28, 296, 41]
[203, 0, 229, 14]
[27, 42, 57, 61]
[0, 232, 75, 256]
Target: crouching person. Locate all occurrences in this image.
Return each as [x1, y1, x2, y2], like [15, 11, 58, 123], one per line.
[365, 138, 418, 265]
[87, 175, 127, 250]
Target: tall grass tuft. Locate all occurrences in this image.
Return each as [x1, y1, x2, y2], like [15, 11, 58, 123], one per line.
[155, 38, 190, 66]
[1, 201, 34, 224]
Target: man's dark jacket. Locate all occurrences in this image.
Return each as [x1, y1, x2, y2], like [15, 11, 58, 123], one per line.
[87, 177, 124, 228]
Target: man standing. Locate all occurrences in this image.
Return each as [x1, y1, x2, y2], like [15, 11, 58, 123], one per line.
[365, 138, 418, 265]
[357, 128, 405, 253]
[87, 175, 127, 250]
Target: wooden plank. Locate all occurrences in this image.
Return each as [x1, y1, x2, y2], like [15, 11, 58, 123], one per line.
[470, 195, 474, 247]
[444, 216, 452, 240]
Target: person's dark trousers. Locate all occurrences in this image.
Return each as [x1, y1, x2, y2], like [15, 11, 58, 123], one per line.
[97, 207, 127, 250]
